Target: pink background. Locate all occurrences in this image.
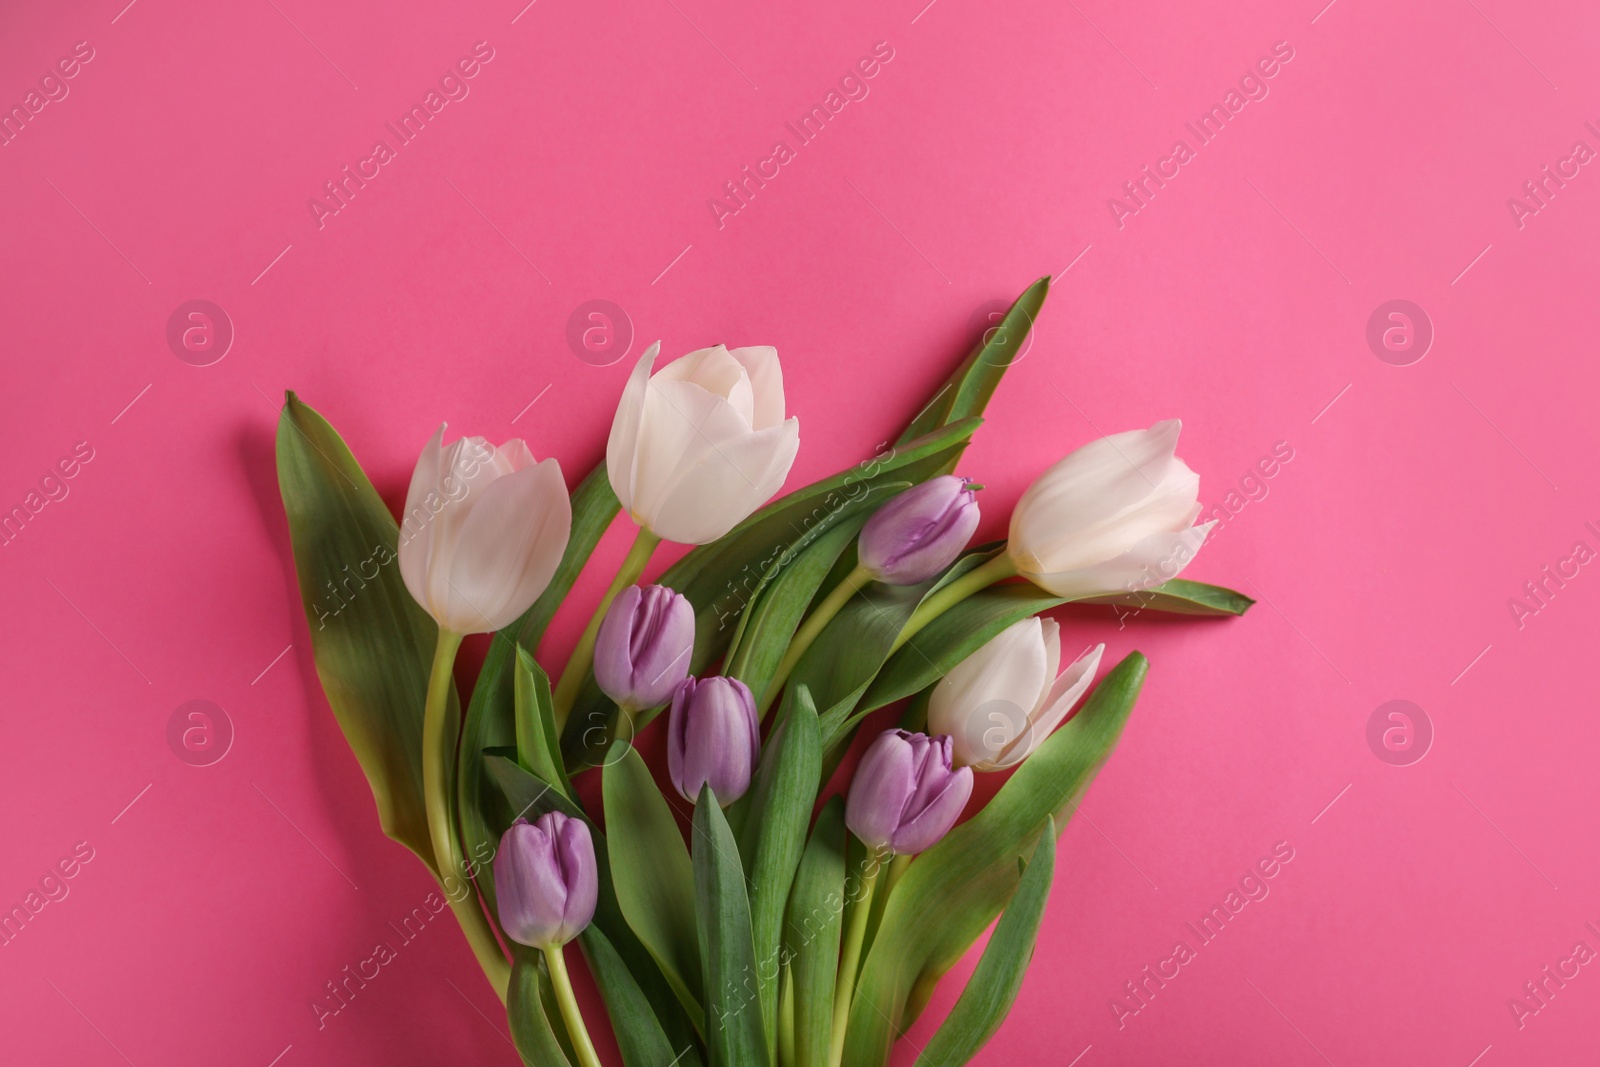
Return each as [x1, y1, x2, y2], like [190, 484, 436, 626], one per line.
[2, 0, 1598, 1063]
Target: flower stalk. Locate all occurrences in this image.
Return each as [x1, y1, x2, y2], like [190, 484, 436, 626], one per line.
[552, 526, 661, 730]
[545, 944, 604, 1067]
[421, 627, 510, 1000]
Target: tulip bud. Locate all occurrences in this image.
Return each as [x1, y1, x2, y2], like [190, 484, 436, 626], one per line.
[667, 676, 759, 805]
[1007, 420, 1212, 600]
[493, 813, 598, 950]
[857, 476, 981, 585]
[928, 617, 1103, 771]
[398, 426, 572, 634]
[845, 730, 973, 855]
[607, 343, 801, 545]
[593, 585, 695, 711]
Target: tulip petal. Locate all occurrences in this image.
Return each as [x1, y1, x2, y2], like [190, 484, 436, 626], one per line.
[1027, 521, 1214, 600]
[654, 345, 757, 424]
[989, 643, 1104, 770]
[891, 762, 973, 855]
[1010, 420, 1192, 570]
[929, 617, 1052, 767]
[727, 345, 785, 430]
[399, 424, 446, 611]
[845, 732, 916, 851]
[439, 457, 571, 633]
[552, 816, 598, 937]
[606, 341, 660, 514]
[641, 402, 799, 544]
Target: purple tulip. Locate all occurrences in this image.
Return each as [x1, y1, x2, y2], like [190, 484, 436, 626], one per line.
[846, 730, 974, 855]
[667, 676, 760, 805]
[494, 813, 598, 949]
[857, 476, 981, 585]
[594, 584, 695, 711]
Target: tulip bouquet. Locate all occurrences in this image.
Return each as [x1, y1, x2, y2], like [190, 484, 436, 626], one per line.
[275, 278, 1251, 1066]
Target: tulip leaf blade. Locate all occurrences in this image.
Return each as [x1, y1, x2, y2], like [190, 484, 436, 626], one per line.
[897, 276, 1049, 445]
[580, 924, 702, 1067]
[1079, 577, 1255, 617]
[508, 954, 574, 1067]
[785, 797, 847, 1067]
[274, 392, 445, 878]
[912, 820, 1056, 1067]
[739, 685, 824, 1050]
[693, 784, 772, 1067]
[512, 646, 572, 800]
[725, 509, 879, 710]
[458, 461, 619, 915]
[860, 583, 1066, 717]
[485, 753, 707, 1057]
[602, 743, 707, 1031]
[843, 653, 1147, 1064]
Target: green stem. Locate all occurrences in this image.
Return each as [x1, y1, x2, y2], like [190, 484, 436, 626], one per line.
[759, 563, 873, 716]
[552, 525, 661, 731]
[829, 848, 885, 1067]
[544, 944, 604, 1067]
[891, 551, 1018, 655]
[423, 628, 511, 1001]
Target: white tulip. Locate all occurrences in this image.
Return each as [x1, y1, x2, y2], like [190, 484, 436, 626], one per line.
[399, 426, 571, 634]
[607, 342, 800, 545]
[928, 617, 1103, 771]
[1008, 419, 1213, 599]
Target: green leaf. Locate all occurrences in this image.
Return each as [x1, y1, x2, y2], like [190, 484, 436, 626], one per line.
[913, 820, 1056, 1067]
[275, 392, 448, 877]
[484, 755, 706, 1061]
[896, 277, 1049, 445]
[603, 743, 706, 1029]
[811, 552, 1016, 756]
[724, 511, 879, 710]
[579, 924, 698, 1067]
[859, 583, 1066, 717]
[561, 418, 982, 770]
[512, 648, 572, 800]
[843, 653, 1147, 1064]
[738, 686, 823, 1049]
[784, 798, 847, 1067]
[1079, 577, 1255, 617]
[458, 462, 619, 911]
[508, 955, 573, 1066]
[693, 785, 770, 1067]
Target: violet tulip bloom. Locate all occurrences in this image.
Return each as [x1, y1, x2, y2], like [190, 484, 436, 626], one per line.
[593, 584, 695, 711]
[494, 813, 598, 950]
[667, 676, 759, 805]
[845, 729, 973, 855]
[857, 476, 981, 585]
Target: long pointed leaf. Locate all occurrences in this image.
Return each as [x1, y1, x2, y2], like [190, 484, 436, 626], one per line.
[914, 820, 1056, 1067]
[897, 277, 1048, 444]
[693, 786, 770, 1067]
[579, 925, 693, 1067]
[508, 955, 573, 1066]
[785, 798, 847, 1067]
[603, 744, 705, 1029]
[275, 392, 448, 876]
[739, 686, 822, 1049]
